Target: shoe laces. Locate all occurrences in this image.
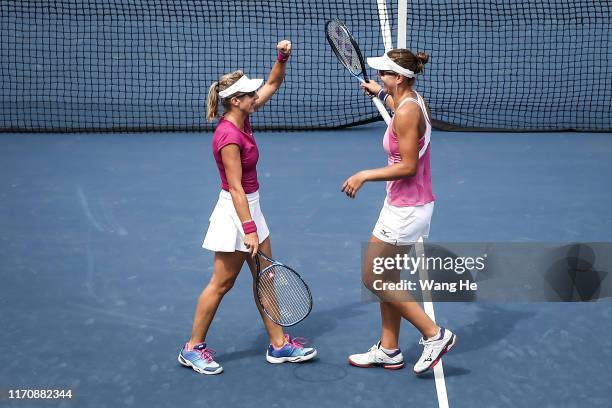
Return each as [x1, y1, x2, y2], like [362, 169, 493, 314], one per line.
[285, 334, 307, 349]
[420, 334, 443, 346]
[197, 346, 216, 363]
[367, 344, 380, 358]
[418, 338, 436, 359]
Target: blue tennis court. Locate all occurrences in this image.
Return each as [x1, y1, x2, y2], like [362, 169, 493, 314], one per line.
[2, 0, 612, 407]
[2, 125, 611, 407]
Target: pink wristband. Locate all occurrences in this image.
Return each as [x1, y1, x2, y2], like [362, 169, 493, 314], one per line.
[277, 52, 289, 63]
[242, 220, 257, 234]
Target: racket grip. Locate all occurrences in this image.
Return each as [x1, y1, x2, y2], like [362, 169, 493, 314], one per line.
[372, 97, 391, 124]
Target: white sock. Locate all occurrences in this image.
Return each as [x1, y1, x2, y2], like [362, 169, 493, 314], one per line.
[380, 345, 399, 353]
[427, 328, 441, 341]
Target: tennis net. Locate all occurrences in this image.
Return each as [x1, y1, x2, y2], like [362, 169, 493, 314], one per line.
[1, 0, 610, 132]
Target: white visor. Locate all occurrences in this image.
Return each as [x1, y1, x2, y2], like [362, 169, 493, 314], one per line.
[366, 53, 416, 78]
[218, 75, 263, 99]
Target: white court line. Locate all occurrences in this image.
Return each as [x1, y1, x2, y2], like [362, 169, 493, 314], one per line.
[397, 0, 408, 48]
[416, 237, 450, 408]
[376, 0, 393, 51]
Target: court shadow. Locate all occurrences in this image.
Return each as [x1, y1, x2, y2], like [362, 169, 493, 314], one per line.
[292, 301, 371, 341]
[404, 303, 535, 361]
[451, 303, 535, 355]
[213, 342, 267, 363]
[217, 301, 531, 365]
[292, 362, 349, 383]
[216, 301, 370, 363]
[414, 364, 471, 379]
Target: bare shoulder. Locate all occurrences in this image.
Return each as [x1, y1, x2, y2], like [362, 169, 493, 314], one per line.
[393, 100, 422, 130]
[395, 100, 421, 117]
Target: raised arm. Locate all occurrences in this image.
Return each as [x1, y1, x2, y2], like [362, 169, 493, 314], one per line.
[253, 40, 292, 111]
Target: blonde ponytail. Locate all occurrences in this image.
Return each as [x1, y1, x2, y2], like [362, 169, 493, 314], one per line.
[206, 81, 220, 122]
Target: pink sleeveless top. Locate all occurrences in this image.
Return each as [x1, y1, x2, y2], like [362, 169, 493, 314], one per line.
[383, 91, 435, 207]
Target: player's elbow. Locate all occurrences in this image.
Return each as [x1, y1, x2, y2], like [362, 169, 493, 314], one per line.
[268, 74, 285, 88]
[268, 82, 282, 92]
[400, 162, 417, 178]
[227, 183, 244, 196]
[404, 168, 417, 178]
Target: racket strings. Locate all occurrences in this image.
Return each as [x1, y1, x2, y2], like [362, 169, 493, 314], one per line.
[325, 20, 361, 75]
[258, 264, 311, 325]
[259, 266, 310, 311]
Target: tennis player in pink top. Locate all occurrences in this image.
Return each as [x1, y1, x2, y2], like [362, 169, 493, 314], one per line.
[178, 40, 316, 375]
[342, 49, 456, 374]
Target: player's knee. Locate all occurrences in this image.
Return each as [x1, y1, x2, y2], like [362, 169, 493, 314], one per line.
[211, 276, 237, 296]
[361, 271, 377, 291]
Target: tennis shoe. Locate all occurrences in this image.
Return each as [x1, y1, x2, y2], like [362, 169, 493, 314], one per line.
[348, 341, 404, 369]
[266, 334, 317, 363]
[178, 342, 223, 375]
[413, 327, 456, 374]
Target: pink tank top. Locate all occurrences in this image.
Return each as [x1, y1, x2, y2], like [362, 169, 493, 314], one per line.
[212, 115, 259, 194]
[383, 91, 435, 207]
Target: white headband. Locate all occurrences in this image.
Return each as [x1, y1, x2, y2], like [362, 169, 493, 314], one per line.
[218, 75, 263, 99]
[366, 53, 417, 78]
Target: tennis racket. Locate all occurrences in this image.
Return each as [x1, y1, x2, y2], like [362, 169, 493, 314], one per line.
[255, 251, 313, 327]
[325, 19, 391, 124]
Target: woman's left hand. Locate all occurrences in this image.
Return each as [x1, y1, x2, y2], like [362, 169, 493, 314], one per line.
[341, 171, 367, 199]
[277, 40, 292, 58]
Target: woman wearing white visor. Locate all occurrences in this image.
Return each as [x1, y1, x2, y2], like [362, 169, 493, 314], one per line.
[178, 40, 316, 375]
[342, 49, 456, 374]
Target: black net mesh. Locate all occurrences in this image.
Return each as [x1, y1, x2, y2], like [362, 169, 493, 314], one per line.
[1, 0, 610, 132]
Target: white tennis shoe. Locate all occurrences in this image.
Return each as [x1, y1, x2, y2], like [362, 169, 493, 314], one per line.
[348, 341, 405, 369]
[414, 327, 456, 375]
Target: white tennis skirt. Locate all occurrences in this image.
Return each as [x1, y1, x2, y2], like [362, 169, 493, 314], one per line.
[202, 190, 270, 253]
[372, 198, 434, 246]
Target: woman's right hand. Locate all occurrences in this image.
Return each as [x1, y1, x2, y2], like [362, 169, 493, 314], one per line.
[244, 232, 259, 257]
[360, 80, 382, 97]
[277, 39, 292, 59]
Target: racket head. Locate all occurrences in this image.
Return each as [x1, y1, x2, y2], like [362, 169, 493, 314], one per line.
[325, 19, 369, 81]
[255, 255, 313, 327]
